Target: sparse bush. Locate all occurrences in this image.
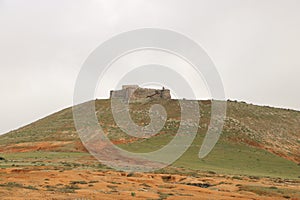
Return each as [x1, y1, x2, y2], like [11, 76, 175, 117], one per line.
[0, 182, 38, 190]
[127, 172, 135, 177]
[207, 171, 216, 174]
[232, 176, 243, 180]
[89, 180, 99, 184]
[70, 180, 87, 185]
[24, 185, 38, 190]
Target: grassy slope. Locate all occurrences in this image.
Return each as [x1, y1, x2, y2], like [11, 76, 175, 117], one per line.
[0, 99, 299, 179]
[121, 132, 299, 178]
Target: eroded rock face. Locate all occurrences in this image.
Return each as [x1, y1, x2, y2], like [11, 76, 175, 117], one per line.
[110, 85, 171, 102]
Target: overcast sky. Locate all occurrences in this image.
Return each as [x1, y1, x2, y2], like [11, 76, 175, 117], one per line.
[0, 0, 300, 135]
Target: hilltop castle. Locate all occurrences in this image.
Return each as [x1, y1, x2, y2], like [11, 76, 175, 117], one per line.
[110, 85, 171, 102]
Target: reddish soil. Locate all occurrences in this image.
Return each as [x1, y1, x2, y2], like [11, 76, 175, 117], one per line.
[0, 142, 73, 153]
[0, 167, 299, 200]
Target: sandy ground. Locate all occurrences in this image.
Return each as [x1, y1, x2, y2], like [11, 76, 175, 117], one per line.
[0, 167, 299, 200]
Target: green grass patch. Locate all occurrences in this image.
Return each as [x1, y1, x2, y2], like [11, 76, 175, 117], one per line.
[239, 185, 300, 199]
[119, 131, 300, 179]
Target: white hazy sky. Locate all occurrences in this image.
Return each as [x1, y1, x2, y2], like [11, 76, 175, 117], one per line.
[0, 0, 300, 135]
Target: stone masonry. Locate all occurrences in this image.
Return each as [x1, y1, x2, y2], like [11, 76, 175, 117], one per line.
[110, 85, 171, 102]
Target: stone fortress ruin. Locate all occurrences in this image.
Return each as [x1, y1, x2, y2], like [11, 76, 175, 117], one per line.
[110, 85, 171, 102]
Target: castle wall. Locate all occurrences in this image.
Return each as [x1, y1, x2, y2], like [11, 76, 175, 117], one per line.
[110, 85, 171, 102]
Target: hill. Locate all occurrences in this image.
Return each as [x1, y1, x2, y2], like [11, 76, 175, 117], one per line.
[0, 99, 299, 179]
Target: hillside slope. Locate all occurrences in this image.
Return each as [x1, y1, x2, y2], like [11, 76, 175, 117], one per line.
[0, 99, 299, 178]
